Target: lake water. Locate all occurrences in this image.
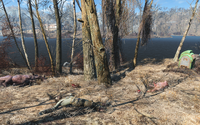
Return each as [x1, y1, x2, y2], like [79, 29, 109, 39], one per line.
[1, 36, 200, 66]
[122, 36, 200, 62]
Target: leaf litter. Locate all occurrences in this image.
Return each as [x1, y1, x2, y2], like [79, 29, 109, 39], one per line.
[0, 58, 200, 124]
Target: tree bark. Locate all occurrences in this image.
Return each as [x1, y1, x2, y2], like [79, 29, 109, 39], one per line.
[113, 0, 121, 68]
[70, 0, 77, 74]
[101, 0, 105, 38]
[18, 0, 31, 70]
[104, 0, 120, 71]
[0, 0, 29, 69]
[28, 0, 38, 70]
[133, 0, 153, 68]
[133, 31, 141, 68]
[105, 0, 115, 71]
[85, 0, 111, 86]
[173, 0, 199, 62]
[34, 0, 55, 75]
[80, 0, 95, 80]
[53, 0, 62, 74]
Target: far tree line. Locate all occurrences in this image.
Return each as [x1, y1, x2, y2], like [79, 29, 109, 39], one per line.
[1, 1, 200, 38]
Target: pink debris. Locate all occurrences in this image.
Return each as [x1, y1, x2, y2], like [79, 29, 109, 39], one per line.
[148, 81, 168, 92]
[0, 74, 45, 87]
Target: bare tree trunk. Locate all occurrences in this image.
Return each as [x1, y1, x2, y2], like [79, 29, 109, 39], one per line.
[80, 0, 95, 80]
[104, 0, 120, 71]
[53, 0, 62, 74]
[102, 0, 105, 38]
[70, 0, 77, 74]
[113, 0, 121, 68]
[0, 0, 29, 69]
[28, 0, 38, 70]
[105, 0, 114, 71]
[133, 31, 141, 68]
[85, 0, 111, 86]
[133, 0, 153, 68]
[173, 0, 199, 62]
[18, 0, 31, 70]
[75, 0, 82, 11]
[34, 0, 54, 75]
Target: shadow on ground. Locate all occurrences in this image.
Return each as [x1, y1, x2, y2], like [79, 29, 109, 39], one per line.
[0, 100, 54, 115]
[111, 58, 166, 83]
[137, 58, 165, 66]
[18, 107, 96, 125]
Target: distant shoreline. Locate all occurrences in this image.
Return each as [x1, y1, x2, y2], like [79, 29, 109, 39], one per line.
[124, 35, 200, 39]
[0, 34, 200, 40]
[123, 35, 172, 39]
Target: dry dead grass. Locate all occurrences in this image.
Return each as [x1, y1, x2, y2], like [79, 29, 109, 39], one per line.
[0, 58, 200, 125]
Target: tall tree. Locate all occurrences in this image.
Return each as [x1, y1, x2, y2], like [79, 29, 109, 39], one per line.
[114, 0, 121, 68]
[101, 0, 105, 38]
[0, 0, 29, 69]
[53, 0, 62, 74]
[173, 0, 199, 61]
[28, 0, 38, 70]
[85, 0, 112, 86]
[133, 0, 153, 68]
[18, 0, 32, 70]
[34, 0, 55, 75]
[70, 0, 77, 74]
[104, 0, 120, 71]
[80, 0, 95, 80]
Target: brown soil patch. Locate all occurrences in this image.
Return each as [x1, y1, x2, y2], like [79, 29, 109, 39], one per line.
[0, 58, 200, 125]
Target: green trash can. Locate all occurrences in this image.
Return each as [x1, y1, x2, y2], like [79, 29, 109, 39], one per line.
[178, 50, 195, 69]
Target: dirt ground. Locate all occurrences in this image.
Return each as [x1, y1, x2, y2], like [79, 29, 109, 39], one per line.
[0, 58, 200, 125]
